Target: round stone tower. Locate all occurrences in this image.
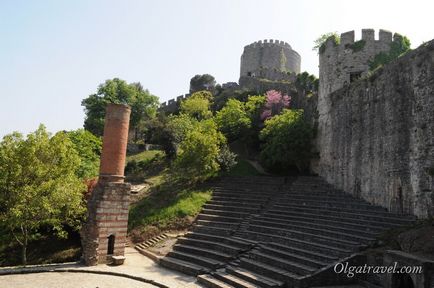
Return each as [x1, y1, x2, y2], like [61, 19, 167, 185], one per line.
[240, 39, 301, 79]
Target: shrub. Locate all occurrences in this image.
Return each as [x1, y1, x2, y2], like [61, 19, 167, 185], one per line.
[216, 99, 251, 142]
[261, 90, 291, 120]
[217, 145, 237, 172]
[259, 109, 313, 172]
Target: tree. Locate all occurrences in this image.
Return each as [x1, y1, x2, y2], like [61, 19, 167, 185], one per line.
[261, 90, 291, 120]
[0, 125, 86, 265]
[174, 119, 225, 182]
[66, 129, 102, 180]
[259, 110, 313, 172]
[215, 99, 251, 142]
[189, 74, 216, 94]
[180, 91, 213, 120]
[81, 78, 159, 137]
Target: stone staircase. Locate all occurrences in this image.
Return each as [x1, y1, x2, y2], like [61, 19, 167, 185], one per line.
[159, 176, 416, 288]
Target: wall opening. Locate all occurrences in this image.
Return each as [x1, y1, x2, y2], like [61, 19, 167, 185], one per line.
[392, 273, 414, 288]
[350, 71, 362, 83]
[107, 234, 115, 255]
[247, 72, 252, 77]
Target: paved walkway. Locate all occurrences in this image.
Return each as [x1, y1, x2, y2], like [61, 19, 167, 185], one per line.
[0, 248, 202, 288]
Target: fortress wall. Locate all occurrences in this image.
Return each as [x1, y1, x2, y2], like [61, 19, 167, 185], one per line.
[316, 40, 434, 218]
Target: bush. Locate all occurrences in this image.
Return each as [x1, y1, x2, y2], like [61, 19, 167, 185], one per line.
[174, 119, 225, 182]
[217, 145, 237, 172]
[259, 109, 313, 172]
[180, 91, 213, 120]
[216, 99, 251, 142]
[369, 33, 411, 71]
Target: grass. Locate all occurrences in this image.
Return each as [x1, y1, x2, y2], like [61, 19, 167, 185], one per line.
[126, 150, 163, 163]
[224, 159, 262, 176]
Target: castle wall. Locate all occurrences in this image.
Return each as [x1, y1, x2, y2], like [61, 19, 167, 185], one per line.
[316, 39, 434, 218]
[240, 39, 301, 78]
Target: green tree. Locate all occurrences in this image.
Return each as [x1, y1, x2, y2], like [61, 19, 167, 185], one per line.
[0, 125, 86, 265]
[174, 119, 225, 182]
[180, 91, 213, 120]
[313, 32, 340, 54]
[81, 78, 159, 137]
[189, 74, 216, 94]
[66, 129, 102, 180]
[259, 110, 313, 172]
[216, 99, 251, 142]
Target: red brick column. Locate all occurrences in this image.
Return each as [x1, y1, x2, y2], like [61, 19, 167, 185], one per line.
[99, 103, 131, 183]
[81, 103, 132, 265]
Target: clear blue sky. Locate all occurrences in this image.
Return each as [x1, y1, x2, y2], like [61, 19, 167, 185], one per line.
[1, 0, 433, 137]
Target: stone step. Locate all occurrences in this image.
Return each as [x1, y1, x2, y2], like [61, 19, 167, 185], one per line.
[249, 251, 317, 275]
[159, 256, 209, 276]
[265, 242, 338, 263]
[239, 257, 300, 284]
[248, 224, 361, 250]
[269, 206, 414, 225]
[226, 266, 285, 288]
[274, 198, 385, 211]
[201, 208, 251, 219]
[260, 213, 385, 233]
[207, 200, 262, 208]
[177, 237, 243, 255]
[238, 230, 350, 258]
[204, 203, 260, 213]
[278, 193, 368, 202]
[193, 224, 234, 236]
[250, 218, 376, 242]
[272, 202, 411, 219]
[197, 274, 235, 288]
[173, 244, 234, 262]
[185, 232, 254, 250]
[213, 271, 261, 288]
[197, 214, 244, 224]
[257, 245, 328, 268]
[167, 250, 225, 269]
[263, 211, 398, 230]
[211, 196, 269, 204]
[211, 193, 271, 201]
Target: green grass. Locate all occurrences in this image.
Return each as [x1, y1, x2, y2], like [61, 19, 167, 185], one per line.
[225, 159, 262, 176]
[126, 150, 163, 163]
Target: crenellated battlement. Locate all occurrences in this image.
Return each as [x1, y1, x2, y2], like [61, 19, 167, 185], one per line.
[243, 39, 293, 50]
[159, 93, 191, 112]
[323, 29, 393, 53]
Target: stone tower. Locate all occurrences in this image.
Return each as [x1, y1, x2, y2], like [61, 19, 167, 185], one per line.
[316, 29, 398, 179]
[81, 103, 131, 265]
[240, 39, 301, 80]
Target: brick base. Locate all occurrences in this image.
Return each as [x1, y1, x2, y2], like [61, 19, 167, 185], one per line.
[81, 182, 130, 265]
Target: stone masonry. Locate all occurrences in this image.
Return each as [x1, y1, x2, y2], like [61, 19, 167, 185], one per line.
[315, 32, 434, 218]
[81, 103, 132, 265]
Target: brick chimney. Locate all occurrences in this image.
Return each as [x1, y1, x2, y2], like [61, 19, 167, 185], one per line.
[81, 103, 132, 265]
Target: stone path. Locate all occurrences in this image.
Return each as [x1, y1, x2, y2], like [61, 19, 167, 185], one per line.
[0, 248, 202, 288]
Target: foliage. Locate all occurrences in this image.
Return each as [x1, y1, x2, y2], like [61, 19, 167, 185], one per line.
[0, 125, 86, 264]
[369, 34, 411, 71]
[174, 119, 225, 182]
[189, 74, 216, 94]
[180, 91, 213, 120]
[224, 159, 262, 176]
[296, 72, 319, 94]
[313, 32, 340, 54]
[216, 145, 237, 172]
[125, 151, 164, 177]
[66, 129, 102, 180]
[212, 89, 256, 111]
[215, 99, 251, 142]
[81, 78, 159, 136]
[259, 110, 313, 172]
[261, 90, 291, 120]
[348, 39, 366, 52]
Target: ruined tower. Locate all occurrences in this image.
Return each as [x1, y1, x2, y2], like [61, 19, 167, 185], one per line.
[81, 103, 131, 265]
[240, 39, 301, 80]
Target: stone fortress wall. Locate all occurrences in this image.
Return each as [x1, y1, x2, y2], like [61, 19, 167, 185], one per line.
[315, 29, 434, 218]
[240, 39, 301, 78]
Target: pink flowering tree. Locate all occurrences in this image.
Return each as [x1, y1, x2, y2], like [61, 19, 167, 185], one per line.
[260, 90, 291, 120]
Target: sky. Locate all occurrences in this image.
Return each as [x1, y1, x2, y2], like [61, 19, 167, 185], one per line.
[0, 0, 433, 137]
